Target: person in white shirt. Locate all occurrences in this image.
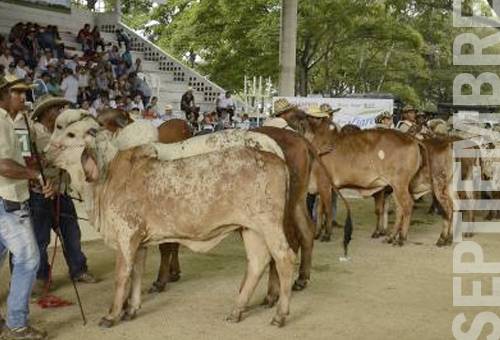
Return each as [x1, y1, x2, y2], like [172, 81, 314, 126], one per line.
[14, 60, 28, 80]
[77, 67, 89, 89]
[216, 91, 235, 122]
[60, 68, 79, 104]
[81, 100, 97, 117]
[236, 113, 250, 129]
[6, 63, 17, 77]
[0, 50, 14, 69]
[129, 94, 144, 113]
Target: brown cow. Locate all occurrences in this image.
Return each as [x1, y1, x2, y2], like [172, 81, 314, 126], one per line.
[305, 118, 423, 245]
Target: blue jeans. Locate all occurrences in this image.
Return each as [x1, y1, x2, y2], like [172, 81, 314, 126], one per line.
[0, 198, 40, 329]
[29, 192, 87, 280]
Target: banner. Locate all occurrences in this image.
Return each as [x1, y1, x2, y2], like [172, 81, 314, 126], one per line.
[20, 0, 71, 8]
[274, 97, 394, 129]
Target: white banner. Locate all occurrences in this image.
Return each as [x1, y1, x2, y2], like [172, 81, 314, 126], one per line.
[23, 0, 71, 8]
[274, 97, 394, 129]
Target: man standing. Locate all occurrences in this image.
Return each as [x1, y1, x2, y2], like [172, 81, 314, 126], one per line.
[396, 105, 417, 133]
[0, 75, 50, 340]
[216, 91, 235, 123]
[29, 95, 96, 296]
[374, 111, 393, 129]
[60, 69, 79, 107]
[180, 88, 197, 123]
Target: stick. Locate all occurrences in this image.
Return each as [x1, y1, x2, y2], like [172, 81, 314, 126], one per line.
[22, 113, 87, 326]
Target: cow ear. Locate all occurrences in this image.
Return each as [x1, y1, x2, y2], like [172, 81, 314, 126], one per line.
[81, 147, 99, 182]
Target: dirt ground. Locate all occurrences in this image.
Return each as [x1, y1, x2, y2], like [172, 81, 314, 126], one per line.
[1, 196, 499, 340]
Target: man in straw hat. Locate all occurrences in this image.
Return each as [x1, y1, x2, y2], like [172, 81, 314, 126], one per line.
[374, 111, 393, 129]
[319, 103, 341, 132]
[29, 95, 96, 298]
[0, 75, 51, 340]
[396, 105, 417, 133]
[263, 98, 302, 130]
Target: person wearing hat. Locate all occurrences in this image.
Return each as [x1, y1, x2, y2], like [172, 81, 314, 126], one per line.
[374, 111, 393, 129]
[0, 75, 50, 340]
[396, 105, 417, 133]
[29, 95, 97, 298]
[263, 98, 300, 130]
[163, 104, 174, 121]
[319, 103, 341, 131]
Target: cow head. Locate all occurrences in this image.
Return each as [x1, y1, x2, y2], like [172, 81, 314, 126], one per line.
[46, 115, 104, 196]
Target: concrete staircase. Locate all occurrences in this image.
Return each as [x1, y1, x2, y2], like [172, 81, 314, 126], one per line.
[0, 1, 226, 114]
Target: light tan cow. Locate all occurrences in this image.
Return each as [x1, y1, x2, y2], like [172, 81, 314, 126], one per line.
[45, 116, 296, 328]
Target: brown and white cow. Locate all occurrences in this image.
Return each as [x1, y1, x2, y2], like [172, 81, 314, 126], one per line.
[46, 117, 296, 328]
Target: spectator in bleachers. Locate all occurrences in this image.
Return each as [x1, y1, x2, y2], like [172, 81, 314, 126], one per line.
[96, 71, 109, 91]
[162, 104, 174, 121]
[121, 49, 132, 68]
[92, 91, 110, 113]
[82, 99, 97, 116]
[64, 55, 79, 73]
[91, 26, 106, 52]
[77, 86, 93, 106]
[129, 94, 145, 113]
[5, 63, 16, 78]
[8, 22, 25, 43]
[60, 68, 79, 105]
[0, 49, 14, 69]
[46, 74, 61, 96]
[108, 45, 121, 65]
[36, 26, 56, 51]
[32, 71, 50, 99]
[137, 76, 152, 106]
[14, 60, 29, 80]
[77, 24, 92, 51]
[148, 96, 159, 116]
[77, 65, 89, 89]
[115, 59, 128, 79]
[133, 58, 143, 73]
[181, 88, 197, 122]
[10, 38, 30, 63]
[143, 105, 157, 120]
[115, 28, 130, 51]
[236, 113, 250, 129]
[22, 28, 40, 68]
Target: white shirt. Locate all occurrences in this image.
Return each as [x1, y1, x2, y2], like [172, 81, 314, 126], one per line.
[78, 73, 89, 88]
[217, 95, 234, 109]
[15, 66, 27, 80]
[61, 75, 79, 104]
[0, 54, 13, 68]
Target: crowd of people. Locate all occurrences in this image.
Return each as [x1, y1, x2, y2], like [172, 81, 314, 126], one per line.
[0, 22, 161, 123]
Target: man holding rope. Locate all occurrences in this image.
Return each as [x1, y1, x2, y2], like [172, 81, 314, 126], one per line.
[0, 75, 51, 340]
[28, 95, 96, 298]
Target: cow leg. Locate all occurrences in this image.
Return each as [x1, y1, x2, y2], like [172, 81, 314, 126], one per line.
[99, 244, 138, 328]
[123, 247, 147, 321]
[434, 187, 453, 247]
[149, 243, 172, 293]
[386, 187, 413, 246]
[293, 202, 315, 291]
[169, 243, 181, 281]
[263, 260, 280, 308]
[227, 230, 270, 323]
[317, 186, 333, 242]
[314, 198, 324, 240]
[372, 191, 386, 238]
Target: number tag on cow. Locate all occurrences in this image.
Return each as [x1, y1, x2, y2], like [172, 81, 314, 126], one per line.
[15, 128, 32, 157]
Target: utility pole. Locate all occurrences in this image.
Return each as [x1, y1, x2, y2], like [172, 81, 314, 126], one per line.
[279, 0, 298, 97]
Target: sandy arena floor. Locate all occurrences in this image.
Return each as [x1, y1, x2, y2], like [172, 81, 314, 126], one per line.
[1, 197, 499, 340]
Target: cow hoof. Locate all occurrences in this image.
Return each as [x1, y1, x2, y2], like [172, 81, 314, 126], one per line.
[392, 239, 404, 247]
[333, 221, 342, 229]
[292, 279, 308, 291]
[148, 281, 166, 294]
[384, 237, 394, 244]
[314, 233, 322, 240]
[371, 231, 381, 239]
[436, 237, 446, 247]
[98, 317, 115, 328]
[271, 315, 286, 328]
[226, 311, 242, 323]
[168, 273, 181, 283]
[320, 234, 331, 242]
[122, 311, 137, 321]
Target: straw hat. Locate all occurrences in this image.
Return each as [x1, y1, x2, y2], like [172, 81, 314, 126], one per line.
[32, 94, 71, 121]
[375, 111, 392, 124]
[319, 103, 341, 116]
[402, 104, 417, 113]
[164, 104, 173, 112]
[273, 98, 297, 116]
[0, 74, 33, 91]
[306, 105, 329, 118]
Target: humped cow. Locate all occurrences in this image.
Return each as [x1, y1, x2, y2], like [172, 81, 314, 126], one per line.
[45, 115, 296, 328]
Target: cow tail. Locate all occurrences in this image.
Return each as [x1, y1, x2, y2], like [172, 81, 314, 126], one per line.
[306, 141, 353, 257]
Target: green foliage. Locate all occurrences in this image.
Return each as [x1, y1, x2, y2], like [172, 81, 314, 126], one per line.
[121, 0, 500, 106]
